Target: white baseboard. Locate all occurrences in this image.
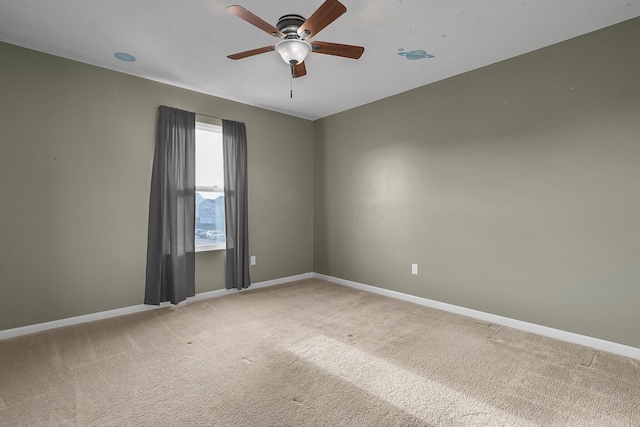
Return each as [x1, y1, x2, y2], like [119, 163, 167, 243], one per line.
[313, 273, 640, 361]
[188, 272, 314, 302]
[0, 272, 314, 341]
[3, 271, 638, 361]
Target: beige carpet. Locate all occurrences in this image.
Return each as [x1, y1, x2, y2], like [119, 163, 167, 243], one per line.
[1, 279, 639, 426]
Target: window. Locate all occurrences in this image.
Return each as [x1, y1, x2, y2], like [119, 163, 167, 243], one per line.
[195, 122, 226, 252]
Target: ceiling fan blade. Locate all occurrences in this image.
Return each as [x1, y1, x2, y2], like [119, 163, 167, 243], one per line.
[227, 46, 275, 60]
[291, 62, 307, 78]
[311, 41, 364, 59]
[226, 5, 285, 38]
[297, 0, 347, 39]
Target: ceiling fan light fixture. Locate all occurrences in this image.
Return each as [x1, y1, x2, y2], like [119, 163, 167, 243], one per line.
[275, 39, 311, 65]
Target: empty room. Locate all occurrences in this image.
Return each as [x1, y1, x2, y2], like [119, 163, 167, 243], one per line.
[1, 1, 639, 425]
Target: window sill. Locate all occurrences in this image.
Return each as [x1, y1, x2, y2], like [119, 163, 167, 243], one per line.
[196, 244, 226, 252]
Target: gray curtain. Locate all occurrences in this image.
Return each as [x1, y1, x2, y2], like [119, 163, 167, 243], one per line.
[145, 106, 196, 305]
[223, 120, 251, 290]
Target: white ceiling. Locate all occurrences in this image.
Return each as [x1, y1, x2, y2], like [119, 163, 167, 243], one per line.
[1, 0, 639, 120]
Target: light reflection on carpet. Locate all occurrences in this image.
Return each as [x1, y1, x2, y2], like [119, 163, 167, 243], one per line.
[287, 335, 535, 426]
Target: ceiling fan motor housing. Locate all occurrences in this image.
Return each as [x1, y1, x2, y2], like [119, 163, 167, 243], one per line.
[277, 14, 306, 39]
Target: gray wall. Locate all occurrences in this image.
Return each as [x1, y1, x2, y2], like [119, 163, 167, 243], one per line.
[314, 18, 640, 348]
[0, 42, 313, 331]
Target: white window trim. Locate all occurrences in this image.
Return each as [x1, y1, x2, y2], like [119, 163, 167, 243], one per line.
[195, 121, 226, 253]
[195, 242, 225, 252]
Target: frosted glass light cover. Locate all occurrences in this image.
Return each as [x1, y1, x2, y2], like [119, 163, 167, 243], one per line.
[275, 40, 311, 65]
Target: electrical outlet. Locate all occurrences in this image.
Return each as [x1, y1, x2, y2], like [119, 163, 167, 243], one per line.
[411, 263, 418, 275]
[250, 256, 256, 266]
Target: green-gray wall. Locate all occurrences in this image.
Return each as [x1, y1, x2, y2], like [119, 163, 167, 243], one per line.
[314, 18, 640, 348]
[0, 42, 313, 331]
[2, 17, 639, 349]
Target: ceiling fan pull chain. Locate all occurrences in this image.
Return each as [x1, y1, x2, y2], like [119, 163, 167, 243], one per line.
[290, 66, 294, 98]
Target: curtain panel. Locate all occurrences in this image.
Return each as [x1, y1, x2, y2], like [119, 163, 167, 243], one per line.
[222, 120, 251, 290]
[145, 106, 196, 305]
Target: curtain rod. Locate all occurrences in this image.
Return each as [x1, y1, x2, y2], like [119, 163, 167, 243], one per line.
[195, 112, 225, 121]
[160, 106, 232, 122]
[195, 113, 244, 126]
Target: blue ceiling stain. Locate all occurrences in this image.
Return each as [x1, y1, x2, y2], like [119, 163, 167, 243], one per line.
[114, 52, 136, 62]
[398, 49, 434, 60]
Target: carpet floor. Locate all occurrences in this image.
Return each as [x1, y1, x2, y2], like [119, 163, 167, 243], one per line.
[0, 278, 638, 426]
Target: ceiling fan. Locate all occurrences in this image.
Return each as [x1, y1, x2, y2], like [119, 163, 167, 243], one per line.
[226, 0, 364, 78]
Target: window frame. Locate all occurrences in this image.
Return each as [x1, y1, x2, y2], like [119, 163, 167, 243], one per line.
[195, 121, 226, 253]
